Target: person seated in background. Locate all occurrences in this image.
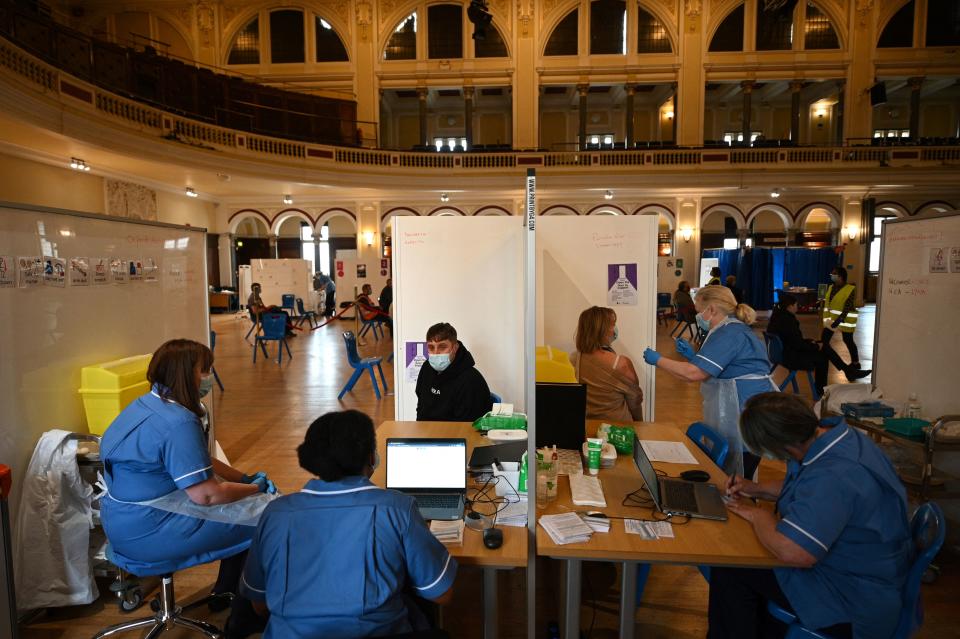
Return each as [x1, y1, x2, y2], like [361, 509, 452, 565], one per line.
[709, 392, 911, 639]
[247, 282, 296, 337]
[725, 275, 744, 304]
[357, 283, 393, 334]
[239, 410, 456, 639]
[768, 294, 869, 396]
[416, 322, 491, 422]
[672, 280, 696, 319]
[379, 278, 393, 315]
[570, 306, 643, 422]
[707, 266, 722, 286]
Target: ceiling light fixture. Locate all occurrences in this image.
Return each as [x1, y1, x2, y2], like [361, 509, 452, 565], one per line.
[283, 194, 293, 205]
[440, 193, 450, 202]
[604, 190, 614, 200]
[69, 157, 90, 171]
[185, 187, 198, 198]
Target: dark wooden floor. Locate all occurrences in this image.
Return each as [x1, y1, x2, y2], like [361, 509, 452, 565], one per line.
[19, 307, 960, 638]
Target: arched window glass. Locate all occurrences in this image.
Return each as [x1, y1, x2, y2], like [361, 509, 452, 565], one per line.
[756, 0, 795, 50]
[545, 9, 579, 55]
[270, 10, 305, 63]
[591, 0, 627, 55]
[804, 2, 839, 49]
[428, 4, 463, 58]
[878, 0, 914, 47]
[227, 17, 260, 64]
[709, 4, 744, 51]
[385, 12, 417, 59]
[315, 16, 348, 61]
[637, 6, 671, 53]
[926, 0, 960, 46]
[475, 24, 508, 57]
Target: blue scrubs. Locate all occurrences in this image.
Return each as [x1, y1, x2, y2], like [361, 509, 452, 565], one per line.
[775, 418, 912, 638]
[690, 319, 773, 408]
[100, 387, 254, 575]
[240, 476, 457, 639]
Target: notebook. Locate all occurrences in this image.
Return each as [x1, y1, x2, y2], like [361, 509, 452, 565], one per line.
[386, 438, 466, 521]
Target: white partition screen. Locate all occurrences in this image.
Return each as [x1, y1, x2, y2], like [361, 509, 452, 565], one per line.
[393, 216, 524, 420]
[536, 215, 659, 420]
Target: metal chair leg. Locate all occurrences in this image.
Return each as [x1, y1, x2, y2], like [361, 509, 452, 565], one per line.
[92, 617, 159, 638]
[173, 617, 222, 638]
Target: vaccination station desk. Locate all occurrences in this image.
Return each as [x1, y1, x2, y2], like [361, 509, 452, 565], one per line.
[537, 421, 784, 639]
[372, 421, 528, 639]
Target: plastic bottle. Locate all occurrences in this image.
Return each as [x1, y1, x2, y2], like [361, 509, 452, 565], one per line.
[518, 451, 528, 494]
[907, 394, 922, 420]
[546, 445, 559, 502]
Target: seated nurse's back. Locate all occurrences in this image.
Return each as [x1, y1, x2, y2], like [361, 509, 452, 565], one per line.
[240, 410, 457, 639]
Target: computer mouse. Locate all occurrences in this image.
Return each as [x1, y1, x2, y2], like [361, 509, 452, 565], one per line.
[482, 527, 503, 550]
[680, 470, 711, 483]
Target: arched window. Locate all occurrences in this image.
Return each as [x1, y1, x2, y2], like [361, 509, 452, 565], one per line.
[428, 4, 463, 58]
[228, 17, 260, 64]
[709, 5, 744, 51]
[637, 6, 672, 53]
[385, 12, 418, 59]
[315, 16, 348, 61]
[545, 9, 579, 55]
[475, 24, 509, 57]
[804, 2, 839, 49]
[878, 0, 915, 47]
[756, 0, 795, 51]
[270, 9, 305, 63]
[926, 0, 960, 46]
[591, 0, 626, 55]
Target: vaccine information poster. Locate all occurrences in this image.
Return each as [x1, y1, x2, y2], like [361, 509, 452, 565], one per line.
[607, 263, 639, 306]
[0, 255, 14, 288]
[405, 341, 427, 384]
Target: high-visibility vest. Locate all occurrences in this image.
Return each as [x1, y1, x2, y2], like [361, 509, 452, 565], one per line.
[707, 277, 720, 286]
[822, 283, 858, 332]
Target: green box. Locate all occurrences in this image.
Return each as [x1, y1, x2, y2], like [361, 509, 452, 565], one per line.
[883, 417, 929, 440]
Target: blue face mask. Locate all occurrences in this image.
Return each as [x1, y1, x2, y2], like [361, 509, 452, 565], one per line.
[696, 312, 711, 333]
[429, 353, 451, 372]
[199, 374, 215, 398]
[611, 326, 619, 343]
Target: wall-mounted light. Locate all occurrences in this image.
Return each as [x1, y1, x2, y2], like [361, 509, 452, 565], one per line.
[440, 193, 450, 202]
[69, 157, 90, 171]
[745, 238, 754, 247]
[604, 190, 614, 200]
[770, 188, 781, 199]
[185, 187, 198, 198]
[664, 110, 674, 120]
[363, 230, 375, 246]
[845, 225, 859, 241]
[236, 240, 244, 247]
[680, 227, 693, 242]
[283, 194, 293, 205]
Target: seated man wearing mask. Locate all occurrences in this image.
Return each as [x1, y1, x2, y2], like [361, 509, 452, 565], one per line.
[415, 322, 492, 422]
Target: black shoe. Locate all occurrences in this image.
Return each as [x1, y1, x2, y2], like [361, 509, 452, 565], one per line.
[224, 596, 267, 639]
[207, 591, 233, 613]
[845, 368, 872, 381]
[850, 362, 861, 369]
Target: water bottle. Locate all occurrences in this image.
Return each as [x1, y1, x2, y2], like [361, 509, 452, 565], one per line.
[907, 394, 922, 420]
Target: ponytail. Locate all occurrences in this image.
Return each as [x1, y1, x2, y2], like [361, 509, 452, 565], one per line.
[734, 303, 757, 325]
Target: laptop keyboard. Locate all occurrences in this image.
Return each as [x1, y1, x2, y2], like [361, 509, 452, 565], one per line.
[664, 481, 698, 513]
[414, 494, 460, 509]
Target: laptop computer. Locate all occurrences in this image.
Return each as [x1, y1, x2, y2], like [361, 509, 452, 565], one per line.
[535, 382, 587, 451]
[632, 434, 727, 521]
[386, 438, 466, 521]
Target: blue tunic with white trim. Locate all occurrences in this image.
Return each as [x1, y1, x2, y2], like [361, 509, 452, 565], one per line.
[774, 418, 912, 638]
[240, 476, 458, 639]
[690, 319, 773, 408]
[100, 387, 254, 575]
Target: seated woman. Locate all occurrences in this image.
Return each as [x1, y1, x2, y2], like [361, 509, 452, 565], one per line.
[672, 280, 696, 320]
[239, 410, 456, 638]
[100, 339, 276, 633]
[357, 283, 393, 333]
[709, 393, 911, 639]
[570, 306, 643, 422]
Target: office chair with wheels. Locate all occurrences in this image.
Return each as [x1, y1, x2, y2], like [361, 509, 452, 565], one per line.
[338, 331, 387, 400]
[254, 313, 292, 364]
[767, 501, 945, 638]
[209, 330, 224, 391]
[763, 332, 820, 401]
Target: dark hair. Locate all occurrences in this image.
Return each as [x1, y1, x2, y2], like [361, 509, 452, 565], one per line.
[298, 410, 376, 481]
[710, 267, 721, 277]
[739, 393, 819, 460]
[362, 283, 373, 294]
[147, 339, 213, 418]
[677, 280, 690, 292]
[832, 266, 847, 283]
[426, 322, 457, 343]
[778, 293, 797, 310]
[251, 282, 261, 289]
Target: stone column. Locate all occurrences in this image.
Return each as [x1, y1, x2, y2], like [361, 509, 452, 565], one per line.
[417, 87, 428, 146]
[741, 81, 754, 144]
[577, 83, 589, 149]
[463, 86, 475, 148]
[834, 80, 845, 145]
[228, 233, 238, 288]
[908, 77, 924, 139]
[625, 84, 635, 149]
[789, 80, 803, 143]
[269, 234, 278, 259]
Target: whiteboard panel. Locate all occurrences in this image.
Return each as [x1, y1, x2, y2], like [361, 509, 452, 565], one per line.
[874, 212, 960, 420]
[536, 216, 659, 421]
[250, 258, 312, 307]
[0, 202, 208, 541]
[393, 217, 524, 420]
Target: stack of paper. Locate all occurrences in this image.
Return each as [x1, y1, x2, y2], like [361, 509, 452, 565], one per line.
[556, 449, 583, 475]
[639, 440, 699, 464]
[568, 472, 607, 508]
[539, 512, 594, 545]
[624, 519, 675, 540]
[580, 513, 611, 533]
[497, 499, 528, 527]
[430, 519, 464, 546]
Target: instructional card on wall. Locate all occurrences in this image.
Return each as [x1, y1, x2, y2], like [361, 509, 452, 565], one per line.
[129, 259, 144, 282]
[357, 263, 367, 278]
[405, 342, 428, 384]
[70, 257, 90, 286]
[607, 263, 639, 306]
[929, 248, 948, 273]
[110, 258, 127, 283]
[92, 258, 109, 284]
[0, 255, 14, 288]
[949, 247, 960, 273]
[44, 257, 66, 287]
[143, 257, 159, 282]
[17, 256, 42, 287]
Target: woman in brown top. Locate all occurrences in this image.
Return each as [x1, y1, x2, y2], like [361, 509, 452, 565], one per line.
[570, 306, 643, 423]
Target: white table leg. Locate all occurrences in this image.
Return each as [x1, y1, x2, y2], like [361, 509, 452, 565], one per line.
[483, 567, 498, 639]
[619, 561, 637, 639]
[563, 559, 582, 639]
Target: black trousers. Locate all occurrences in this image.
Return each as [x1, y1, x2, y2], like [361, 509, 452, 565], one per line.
[820, 327, 859, 369]
[708, 567, 853, 639]
[785, 349, 830, 394]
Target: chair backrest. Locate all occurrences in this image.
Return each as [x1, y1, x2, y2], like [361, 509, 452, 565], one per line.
[656, 292, 672, 309]
[342, 331, 362, 366]
[210, 330, 217, 351]
[895, 501, 946, 638]
[281, 293, 296, 309]
[296, 297, 306, 314]
[686, 422, 729, 469]
[260, 313, 287, 339]
[763, 332, 785, 368]
[490, 392, 502, 404]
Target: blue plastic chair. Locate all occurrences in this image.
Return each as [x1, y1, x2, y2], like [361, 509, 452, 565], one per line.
[656, 293, 673, 326]
[253, 313, 292, 364]
[358, 310, 385, 340]
[767, 501, 945, 638]
[209, 330, 224, 391]
[244, 307, 258, 340]
[763, 332, 821, 401]
[338, 331, 387, 400]
[281, 293, 296, 316]
[636, 422, 728, 603]
[490, 392, 503, 404]
[295, 297, 318, 329]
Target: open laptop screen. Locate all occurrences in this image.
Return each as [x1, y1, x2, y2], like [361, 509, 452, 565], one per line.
[632, 435, 662, 505]
[386, 439, 466, 490]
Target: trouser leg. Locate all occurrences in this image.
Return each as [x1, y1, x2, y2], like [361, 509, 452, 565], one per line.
[814, 353, 828, 393]
[819, 328, 849, 372]
[841, 331, 859, 364]
[214, 550, 248, 594]
[707, 567, 790, 639]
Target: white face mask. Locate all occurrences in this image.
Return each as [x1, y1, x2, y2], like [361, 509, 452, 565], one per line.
[829, 274, 839, 283]
[199, 374, 215, 398]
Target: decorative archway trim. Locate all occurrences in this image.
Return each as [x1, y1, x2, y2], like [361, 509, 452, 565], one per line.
[427, 206, 466, 216]
[874, 201, 910, 218]
[795, 202, 842, 228]
[586, 204, 627, 215]
[473, 205, 512, 216]
[913, 200, 954, 216]
[745, 202, 793, 229]
[228, 208, 272, 233]
[541, 204, 580, 216]
[700, 203, 745, 228]
[632, 204, 676, 230]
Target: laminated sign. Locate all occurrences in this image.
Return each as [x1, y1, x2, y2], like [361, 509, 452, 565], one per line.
[607, 263, 638, 306]
[70, 257, 90, 286]
[92, 258, 109, 285]
[405, 342, 428, 384]
[43, 257, 66, 287]
[0, 255, 14, 288]
[17, 256, 42, 288]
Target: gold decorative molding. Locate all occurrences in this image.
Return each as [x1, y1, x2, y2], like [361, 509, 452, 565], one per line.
[380, 0, 399, 27]
[684, 0, 702, 17]
[356, 0, 373, 41]
[856, 0, 874, 27]
[196, 2, 216, 48]
[517, 0, 534, 37]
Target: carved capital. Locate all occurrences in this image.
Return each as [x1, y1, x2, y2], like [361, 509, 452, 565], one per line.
[908, 76, 924, 91]
[577, 83, 590, 97]
[356, 0, 372, 42]
[684, 0, 702, 17]
[856, 0, 874, 26]
[789, 80, 804, 93]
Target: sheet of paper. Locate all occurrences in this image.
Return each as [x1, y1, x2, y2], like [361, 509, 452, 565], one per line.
[648, 521, 674, 538]
[624, 519, 656, 539]
[639, 440, 699, 465]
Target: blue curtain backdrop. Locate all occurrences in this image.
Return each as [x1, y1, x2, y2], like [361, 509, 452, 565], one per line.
[701, 248, 841, 310]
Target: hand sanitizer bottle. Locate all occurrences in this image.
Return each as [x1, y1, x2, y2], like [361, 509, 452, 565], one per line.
[907, 394, 922, 420]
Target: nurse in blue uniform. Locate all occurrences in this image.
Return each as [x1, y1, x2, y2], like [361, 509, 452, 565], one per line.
[643, 285, 776, 477]
[100, 339, 276, 599]
[709, 393, 911, 639]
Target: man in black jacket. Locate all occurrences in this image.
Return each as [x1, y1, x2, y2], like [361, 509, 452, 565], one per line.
[415, 322, 492, 422]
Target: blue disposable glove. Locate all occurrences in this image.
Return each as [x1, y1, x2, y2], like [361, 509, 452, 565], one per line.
[642, 348, 661, 366]
[675, 337, 695, 361]
[241, 471, 267, 484]
[252, 476, 277, 494]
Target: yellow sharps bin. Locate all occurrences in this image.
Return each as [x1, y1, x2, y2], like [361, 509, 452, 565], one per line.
[79, 354, 151, 435]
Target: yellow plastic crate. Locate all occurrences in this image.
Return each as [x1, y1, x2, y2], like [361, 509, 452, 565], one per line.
[79, 354, 151, 435]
